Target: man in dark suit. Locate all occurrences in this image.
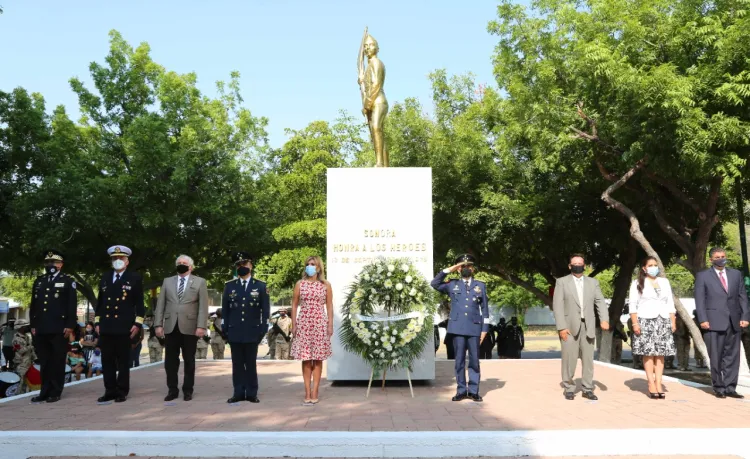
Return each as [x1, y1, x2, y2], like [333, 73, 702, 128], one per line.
[431, 254, 490, 402]
[694, 247, 750, 399]
[29, 249, 78, 403]
[222, 252, 270, 404]
[95, 245, 145, 403]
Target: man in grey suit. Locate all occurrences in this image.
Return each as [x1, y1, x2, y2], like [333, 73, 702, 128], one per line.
[553, 253, 609, 401]
[154, 255, 209, 401]
[694, 247, 750, 399]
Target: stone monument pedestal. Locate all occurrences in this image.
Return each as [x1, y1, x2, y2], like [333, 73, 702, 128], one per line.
[326, 167, 435, 381]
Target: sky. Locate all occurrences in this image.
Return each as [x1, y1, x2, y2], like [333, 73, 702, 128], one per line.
[0, 1, 502, 148]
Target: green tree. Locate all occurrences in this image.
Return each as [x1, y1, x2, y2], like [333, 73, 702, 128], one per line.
[0, 275, 34, 308]
[1, 30, 269, 304]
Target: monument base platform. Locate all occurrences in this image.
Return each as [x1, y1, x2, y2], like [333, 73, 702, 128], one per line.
[1, 360, 750, 458]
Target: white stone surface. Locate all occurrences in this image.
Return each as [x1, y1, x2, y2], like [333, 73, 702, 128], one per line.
[326, 167, 435, 381]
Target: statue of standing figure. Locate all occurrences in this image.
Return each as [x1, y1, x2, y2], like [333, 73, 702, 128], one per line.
[358, 27, 389, 167]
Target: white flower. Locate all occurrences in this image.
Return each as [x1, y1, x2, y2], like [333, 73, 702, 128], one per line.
[409, 288, 417, 296]
[358, 322, 365, 329]
[379, 351, 385, 357]
[396, 283, 403, 291]
[385, 295, 390, 300]
[387, 264, 395, 272]
[377, 266, 384, 274]
[387, 272, 392, 277]
[405, 275, 413, 284]
[384, 279, 393, 289]
[390, 336, 396, 343]
[371, 288, 377, 295]
[364, 273, 370, 281]
[392, 329, 398, 335]
[392, 351, 398, 357]
[401, 264, 409, 272]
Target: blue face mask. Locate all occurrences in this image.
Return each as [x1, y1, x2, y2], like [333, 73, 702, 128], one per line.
[305, 265, 317, 277]
[94, 350, 101, 356]
[646, 266, 660, 277]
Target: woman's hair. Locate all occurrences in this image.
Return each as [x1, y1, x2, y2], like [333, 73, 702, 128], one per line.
[86, 321, 95, 328]
[302, 256, 326, 283]
[637, 256, 658, 295]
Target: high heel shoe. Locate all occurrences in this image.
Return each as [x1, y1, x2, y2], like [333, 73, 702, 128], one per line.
[658, 393, 666, 399]
[649, 392, 659, 399]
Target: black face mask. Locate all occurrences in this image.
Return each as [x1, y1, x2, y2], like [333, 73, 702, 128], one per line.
[712, 258, 728, 268]
[237, 266, 251, 277]
[460, 267, 473, 278]
[44, 264, 57, 276]
[570, 265, 585, 274]
[176, 264, 190, 274]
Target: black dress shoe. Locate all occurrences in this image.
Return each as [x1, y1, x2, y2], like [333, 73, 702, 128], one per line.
[649, 392, 660, 399]
[97, 394, 115, 403]
[564, 392, 575, 400]
[246, 396, 260, 403]
[468, 393, 483, 402]
[164, 392, 179, 402]
[31, 396, 48, 403]
[714, 391, 727, 399]
[582, 391, 598, 401]
[451, 393, 468, 402]
[227, 396, 243, 404]
[183, 393, 193, 401]
[725, 391, 745, 399]
[46, 396, 61, 403]
[114, 395, 127, 403]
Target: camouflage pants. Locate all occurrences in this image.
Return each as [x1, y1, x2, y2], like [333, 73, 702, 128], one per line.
[15, 362, 31, 394]
[675, 336, 691, 369]
[211, 341, 225, 360]
[268, 338, 277, 360]
[611, 339, 623, 364]
[196, 347, 208, 359]
[694, 341, 707, 368]
[149, 346, 163, 363]
[275, 341, 290, 360]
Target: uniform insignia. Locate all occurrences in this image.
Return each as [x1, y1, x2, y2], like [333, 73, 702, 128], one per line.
[71, 282, 77, 289]
[251, 291, 259, 297]
[55, 283, 65, 287]
[123, 285, 132, 290]
[452, 285, 460, 291]
[474, 286, 482, 294]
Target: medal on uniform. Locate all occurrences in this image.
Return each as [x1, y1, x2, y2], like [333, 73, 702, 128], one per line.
[54, 293, 59, 298]
[474, 286, 481, 294]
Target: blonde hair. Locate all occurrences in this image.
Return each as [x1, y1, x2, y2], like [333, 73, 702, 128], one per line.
[303, 256, 326, 283]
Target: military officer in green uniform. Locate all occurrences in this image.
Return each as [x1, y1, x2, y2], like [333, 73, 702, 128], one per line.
[95, 245, 145, 403]
[29, 249, 77, 403]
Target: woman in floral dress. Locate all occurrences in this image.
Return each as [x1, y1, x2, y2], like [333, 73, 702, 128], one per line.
[291, 256, 333, 405]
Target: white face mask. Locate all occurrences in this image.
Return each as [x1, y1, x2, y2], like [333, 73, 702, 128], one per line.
[112, 259, 126, 271]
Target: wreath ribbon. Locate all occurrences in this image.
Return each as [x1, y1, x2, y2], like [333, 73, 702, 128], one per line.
[352, 311, 423, 322]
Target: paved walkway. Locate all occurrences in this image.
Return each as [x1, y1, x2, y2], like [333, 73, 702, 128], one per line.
[29, 456, 744, 459]
[1, 359, 747, 432]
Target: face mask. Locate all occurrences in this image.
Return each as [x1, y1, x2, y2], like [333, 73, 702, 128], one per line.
[44, 264, 57, 275]
[646, 266, 659, 277]
[570, 265, 585, 274]
[237, 266, 251, 277]
[112, 259, 126, 270]
[86, 328, 93, 333]
[460, 267, 473, 278]
[94, 350, 101, 356]
[712, 258, 728, 268]
[176, 264, 190, 274]
[305, 265, 317, 277]
[280, 313, 286, 317]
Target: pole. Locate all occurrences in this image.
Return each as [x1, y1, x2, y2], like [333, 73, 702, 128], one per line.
[736, 178, 749, 277]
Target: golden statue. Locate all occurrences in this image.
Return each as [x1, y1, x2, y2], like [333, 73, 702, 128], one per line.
[358, 27, 389, 167]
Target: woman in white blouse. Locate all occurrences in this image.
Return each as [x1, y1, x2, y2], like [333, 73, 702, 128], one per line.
[629, 256, 677, 399]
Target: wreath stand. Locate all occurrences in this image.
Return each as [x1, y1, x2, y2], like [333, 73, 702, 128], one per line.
[364, 311, 414, 398]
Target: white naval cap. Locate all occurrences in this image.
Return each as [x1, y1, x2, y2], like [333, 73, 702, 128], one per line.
[107, 245, 132, 257]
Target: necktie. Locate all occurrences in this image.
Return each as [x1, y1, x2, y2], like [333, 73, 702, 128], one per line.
[242, 280, 247, 291]
[178, 277, 185, 300]
[720, 271, 728, 292]
[115, 273, 121, 283]
[465, 280, 470, 292]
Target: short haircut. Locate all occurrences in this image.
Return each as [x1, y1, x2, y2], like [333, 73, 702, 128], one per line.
[708, 247, 726, 258]
[176, 254, 195, 268]
[569, 253, 586, 264]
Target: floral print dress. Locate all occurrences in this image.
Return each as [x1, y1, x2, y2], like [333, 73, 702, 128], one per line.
[291, 281, 332, 361]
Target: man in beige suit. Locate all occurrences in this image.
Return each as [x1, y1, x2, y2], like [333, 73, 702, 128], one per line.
[154, 255, 209, 402]
[553, 253, 609, 401]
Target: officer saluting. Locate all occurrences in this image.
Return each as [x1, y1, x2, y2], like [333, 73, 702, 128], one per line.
[222, 252, 269, 404]
[95, 246, 145, 403]
[431, 254, 490, 402]
[29, 250, 77, 403]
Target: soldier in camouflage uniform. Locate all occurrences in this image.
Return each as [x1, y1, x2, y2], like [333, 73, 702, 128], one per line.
[196, 333, 209, 359]
[265, 311, 281, 359]
[210, 310, 226, 359]
[147, 323, 164, 363]
[674, 314, 692, 371]
[12, 319, 35, 394]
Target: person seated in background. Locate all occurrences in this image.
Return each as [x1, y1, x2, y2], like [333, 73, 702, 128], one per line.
[87, 347, 103, 378]
[80, 321, 98, 364]
[67, 343, 86, 381]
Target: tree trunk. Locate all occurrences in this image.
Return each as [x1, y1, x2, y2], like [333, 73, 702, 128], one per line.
[72, 272, 97, 310]
[484, 266, 552, 307]
[598, 238, 638, 363]
[599, 160, 710, 364]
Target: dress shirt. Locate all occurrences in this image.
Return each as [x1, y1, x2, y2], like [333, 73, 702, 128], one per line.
[628, 277, 675, 319]
[177, 274, 190, 292]
[713, 267, 728, 291]
[112, 269, 126, 283]
[574, 275, 585, 318]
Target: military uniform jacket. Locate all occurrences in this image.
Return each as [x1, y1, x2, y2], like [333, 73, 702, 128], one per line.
[221, 277, 270, 344]
[30, 273, 78, 334]
[431, 271, 490, 337]
[95, 270, 145, 335]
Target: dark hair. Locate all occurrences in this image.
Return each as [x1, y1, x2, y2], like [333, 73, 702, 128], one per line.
[709, 247, 726, 258]
[637, 256, 658, 294]
[569, 253, 586, 264]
